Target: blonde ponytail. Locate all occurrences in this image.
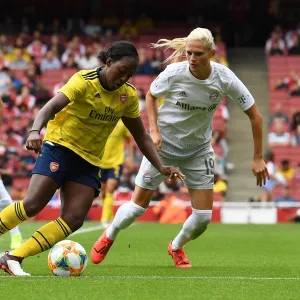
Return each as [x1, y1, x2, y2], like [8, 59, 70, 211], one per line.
[151, 27, 216, 63]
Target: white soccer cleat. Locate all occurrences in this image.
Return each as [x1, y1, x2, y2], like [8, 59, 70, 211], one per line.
[0, 251, 31, 276]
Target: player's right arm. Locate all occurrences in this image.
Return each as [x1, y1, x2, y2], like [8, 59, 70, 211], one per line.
[146, 91, 161, 150]
[26, 93, 70, 153]
[147, 66, 173, 151]
[26, 72, 85, 153]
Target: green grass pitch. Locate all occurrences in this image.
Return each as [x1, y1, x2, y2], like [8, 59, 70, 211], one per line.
[1, 222, 300, 300]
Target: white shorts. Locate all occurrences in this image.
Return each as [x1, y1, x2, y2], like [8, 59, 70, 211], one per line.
[135, 149, 215, 190]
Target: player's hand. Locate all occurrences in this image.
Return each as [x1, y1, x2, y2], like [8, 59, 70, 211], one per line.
[26, 131, 42, 154]
[150, 130, 162, 151]
[252, 158, 269, 187]
[159, 166, 185, 181]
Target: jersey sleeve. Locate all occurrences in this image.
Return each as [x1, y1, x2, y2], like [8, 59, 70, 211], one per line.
[150, 67, 172, 98]
[227, 74, 255, 111]
[123, 90, 140, 118]
[58, 72, 86, 102]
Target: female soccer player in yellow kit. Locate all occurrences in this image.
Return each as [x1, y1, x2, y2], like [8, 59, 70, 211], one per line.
[0, 41, 184, 276]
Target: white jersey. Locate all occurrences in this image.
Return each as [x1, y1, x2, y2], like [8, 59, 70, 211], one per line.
[150, 61, 255, 159]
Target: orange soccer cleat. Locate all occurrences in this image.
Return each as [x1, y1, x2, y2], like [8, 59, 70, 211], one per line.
[91, 229, 114, 264]
[168, 241, 192, 268]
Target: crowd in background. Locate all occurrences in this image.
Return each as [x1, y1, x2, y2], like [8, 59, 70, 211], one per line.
[260, 24, 300, 203]
[0, 16, 230, 205]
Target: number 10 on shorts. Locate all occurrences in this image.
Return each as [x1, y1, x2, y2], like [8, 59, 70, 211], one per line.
[204, 158, 214, 175]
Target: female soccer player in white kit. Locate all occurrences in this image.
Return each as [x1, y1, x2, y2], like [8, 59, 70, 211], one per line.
[91, 27, 269, 268]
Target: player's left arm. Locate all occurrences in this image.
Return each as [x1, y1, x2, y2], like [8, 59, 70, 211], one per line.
[228, 75, 269, 186]
[125, 135, 135, 172]
[244, 104, 269, 186]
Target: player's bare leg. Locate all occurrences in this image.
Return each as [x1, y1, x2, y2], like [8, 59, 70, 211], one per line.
[169, 189, 213, 268]
[91, 185, 153, 264]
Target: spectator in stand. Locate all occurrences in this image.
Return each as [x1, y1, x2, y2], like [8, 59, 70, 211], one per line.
[0, 34, 10, 51]
[1, 44, 14, 62]
[40, 50, 61, 72]
[269, 103, 289, 126]
[9, 49, 29, 70]
[49, 18, 63, 34]
[6, 68, 23, 93]
[295, 163, 300, 181]
[136, 48, 154, 75]
[268, 40, 284, 56]
[62, 54, 78, 69]
[119, 19, 138, 40]
[273, 71, 298, 91]
[288, 35, 300, 55]
[278, 159, 295, 181]
[137, 88, 146, 111]
[52, 73, 69, 96]
[101, 29, 115, 44]
[77, 46, 99, 69]
[61, 42, 81, 66]
[0, 67, 12, 104]
[290, 81, 300, 96]
[275, 185, 296, 203]
[47, 35, 65, 58]
[83, 18, 102, 37]
[27, 30, 47, 61]
[211, 129, 229, 160]
[213, 174, 227, 201]
[260, 151, 285, 202]
[265, 32, 285, 55]
[150, 49, 165, 74]
[0, 51, 9, 69]
[102, 12, 120, 34]
[135, 13, 154, 31]
[268, 121, 291, 147]
[15, 86, 36, 111]
[291, 124, 300, 146]
[12, 36, 30, 60]
[66, 17, 85, 35]
[70, 35, 86, 55]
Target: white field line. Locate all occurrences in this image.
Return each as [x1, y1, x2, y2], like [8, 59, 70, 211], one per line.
[0, 275, 299, 280]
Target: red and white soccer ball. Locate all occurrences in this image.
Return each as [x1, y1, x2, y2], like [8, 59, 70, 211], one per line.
[48, 240, 88, 276]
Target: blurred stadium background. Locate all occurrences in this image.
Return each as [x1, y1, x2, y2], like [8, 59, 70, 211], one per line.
[1, 1, 300, 299]
[0, 0, 299, 224]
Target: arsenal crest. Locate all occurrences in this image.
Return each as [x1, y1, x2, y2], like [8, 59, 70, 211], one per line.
[120, 93, 128, 104]
[50, 162, 59, 172]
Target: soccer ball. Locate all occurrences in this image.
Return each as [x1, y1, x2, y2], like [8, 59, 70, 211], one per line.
[48, 240, 88, 276]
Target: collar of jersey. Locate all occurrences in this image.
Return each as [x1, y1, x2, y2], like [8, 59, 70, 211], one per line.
[96, 66, 114, 92]
[186, 61, 214, 84]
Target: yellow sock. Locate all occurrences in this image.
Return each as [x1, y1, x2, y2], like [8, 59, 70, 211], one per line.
[12, 217, 72, 258]
[0, 201, 29, 236]
[101, 193, 114, 223]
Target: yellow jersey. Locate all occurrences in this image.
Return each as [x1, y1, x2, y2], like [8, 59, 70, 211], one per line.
[44, 68, 140, 167]
[100, 120, 131, 169]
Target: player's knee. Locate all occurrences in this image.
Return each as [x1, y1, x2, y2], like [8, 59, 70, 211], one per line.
[61, 214, 84, 232]
[190, 210, 212, 240]
[23, 197, 44, 217]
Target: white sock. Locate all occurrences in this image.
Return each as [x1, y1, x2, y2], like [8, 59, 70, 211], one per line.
[106, 200, 146, 240]
[0, 180, 21, 236]
[172, 209, 212, 250]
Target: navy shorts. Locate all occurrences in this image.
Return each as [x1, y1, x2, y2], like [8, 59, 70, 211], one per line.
[33, 142, 101, 197]
[100, 165, 123, 183]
